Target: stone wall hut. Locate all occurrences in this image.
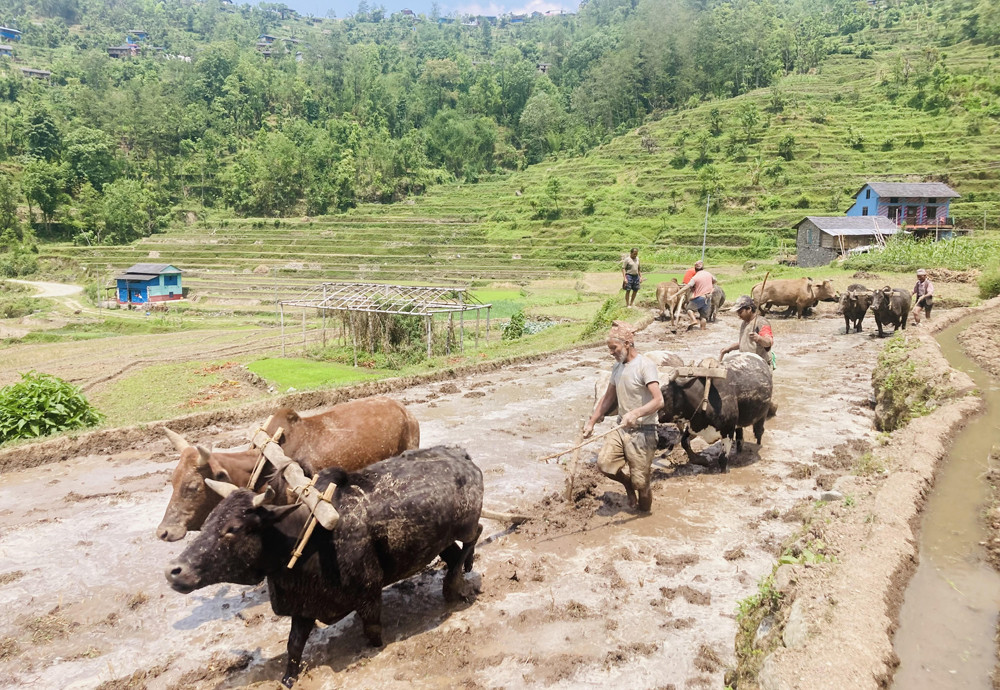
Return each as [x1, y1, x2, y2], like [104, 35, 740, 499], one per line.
[795, 216, 899, 267]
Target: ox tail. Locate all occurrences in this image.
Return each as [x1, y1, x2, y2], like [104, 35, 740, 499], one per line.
[481, 508, 530, 525]
[767, 402, 777, 419]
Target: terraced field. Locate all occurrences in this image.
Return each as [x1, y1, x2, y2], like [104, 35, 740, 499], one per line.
[42, 18, 1000, 310]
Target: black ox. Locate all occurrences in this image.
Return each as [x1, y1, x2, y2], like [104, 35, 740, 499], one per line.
[871, 286, 910, 338]
[839, 283, 874, 334]
[165, 445, 484, 687]
[658, 353, 776, 473]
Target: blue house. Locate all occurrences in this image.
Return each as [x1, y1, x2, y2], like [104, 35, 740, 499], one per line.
[127, 29, 148, 42]
[846, 182, 959, 230]
[0, 27, 21, 41]
[115, 264, 183, 306]
[0, 45, 11, 58]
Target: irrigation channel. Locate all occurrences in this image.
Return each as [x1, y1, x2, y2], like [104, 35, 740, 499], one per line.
[893, 317, 1000, 688]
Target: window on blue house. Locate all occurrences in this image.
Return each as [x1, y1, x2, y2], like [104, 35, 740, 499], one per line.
[862, 208, 868, 216]
[164, 275, 178, 286]
[865, 189, 871, 199]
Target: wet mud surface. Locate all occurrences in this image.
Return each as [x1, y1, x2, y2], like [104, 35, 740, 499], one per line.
[0, 307, 884, 689]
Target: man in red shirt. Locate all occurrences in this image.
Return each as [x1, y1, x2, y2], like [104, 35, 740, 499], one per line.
[685, 263, 714, 330]
[682, 259, 702, 285]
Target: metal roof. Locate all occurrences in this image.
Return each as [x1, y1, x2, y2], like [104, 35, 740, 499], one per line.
[125, 263, 180, 274]
[115, 263, 181, 280]
[280, 282, 491, 317]
[798, 216, 900, 236]
[861, 182, 959, 199]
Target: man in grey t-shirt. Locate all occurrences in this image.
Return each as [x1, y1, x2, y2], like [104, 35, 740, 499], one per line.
[584, 321, 663, 512]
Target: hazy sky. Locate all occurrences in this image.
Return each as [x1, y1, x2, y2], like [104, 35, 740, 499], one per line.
[284, 0, 579, 18]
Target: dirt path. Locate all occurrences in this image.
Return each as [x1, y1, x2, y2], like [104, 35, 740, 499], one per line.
[0, 307, 882, 689]
[8, 279, 84, 299]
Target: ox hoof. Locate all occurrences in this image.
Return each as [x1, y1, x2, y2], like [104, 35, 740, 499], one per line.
[282, 674, 297, 688]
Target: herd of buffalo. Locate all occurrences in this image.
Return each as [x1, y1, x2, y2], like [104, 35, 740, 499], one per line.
[156, 275, 914, 686]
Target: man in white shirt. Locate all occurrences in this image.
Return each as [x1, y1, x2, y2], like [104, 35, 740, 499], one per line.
[584, 321, 664, 512]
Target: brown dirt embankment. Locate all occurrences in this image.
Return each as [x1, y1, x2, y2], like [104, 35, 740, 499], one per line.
[738, 302, 999, 690]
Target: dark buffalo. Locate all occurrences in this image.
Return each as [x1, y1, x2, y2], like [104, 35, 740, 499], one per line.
[707, 282, 726, 323]
[658, 353, 776, 473]
[165, 445, 483, 688]
[871, 286, 910, 338]
[156, 397, 420, 541]
[839, 283, 874, 334]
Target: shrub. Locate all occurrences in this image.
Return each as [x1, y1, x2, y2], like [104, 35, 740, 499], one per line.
[846, 126, 865, 150]
[777, 134, 796, 161]
[581, 297, 632, 340]
[979, 270, 1000, 299]
[0, 371, 103, 443]
[501, 310, 526, 340]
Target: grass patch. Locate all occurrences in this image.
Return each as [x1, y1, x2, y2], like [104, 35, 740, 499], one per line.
[733, 574, 783, 688]
[90, 360, 256, 424]
[248, 358, 384, 392]
[852, 451, 886, 476]
[872, 334, 936, 432]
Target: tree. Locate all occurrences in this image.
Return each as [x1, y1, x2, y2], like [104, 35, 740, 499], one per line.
[64, 127, 118, 190]
[0, 172, 20, 244]
[519, 90, 565, 163]
[102, 179, 165, 244]
[24, 107, 62, 161]
[735, 102, 763, 143]
[21, 159, 66, 234]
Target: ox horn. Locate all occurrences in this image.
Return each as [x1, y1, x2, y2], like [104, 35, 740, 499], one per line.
[163, 427, 191, 451]
[252, 486, 275, 508]
[204, 478, 240, 498]
[196, 445, 212, 468]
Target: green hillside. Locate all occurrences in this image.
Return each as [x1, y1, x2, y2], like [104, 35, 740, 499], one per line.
[48, 3, 1000, 305]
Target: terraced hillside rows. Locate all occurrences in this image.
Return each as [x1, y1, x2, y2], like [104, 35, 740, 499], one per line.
[47, 14, 1000, 306]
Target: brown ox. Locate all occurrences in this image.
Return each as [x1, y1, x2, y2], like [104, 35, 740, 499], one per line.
[751, 277, 837, 318]
[155, 397, 420, 542]
[655, 280, 691, 324]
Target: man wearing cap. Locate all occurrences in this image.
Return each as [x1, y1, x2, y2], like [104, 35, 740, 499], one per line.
[720, 296, 773, 362]
[685, 261, 714, 330]
[583, 320, 663, 512]
[913, 269, 934, 325]
[621, 248, 643, 308]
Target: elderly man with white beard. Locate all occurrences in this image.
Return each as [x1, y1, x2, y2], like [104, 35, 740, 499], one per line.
[583, 320, 663, 512]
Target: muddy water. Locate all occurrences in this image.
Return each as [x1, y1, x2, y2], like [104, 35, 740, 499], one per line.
[893, 320, 1000, 689]
[0, 311, 882, 689]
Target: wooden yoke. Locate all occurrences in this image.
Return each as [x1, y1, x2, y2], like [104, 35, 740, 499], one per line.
[247, 415, 283, 489]
[247, 427, 340, 531]
[672, 366, 727, 413]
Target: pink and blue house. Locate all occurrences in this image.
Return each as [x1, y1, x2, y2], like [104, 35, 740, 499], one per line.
[846, 181, 959, 230]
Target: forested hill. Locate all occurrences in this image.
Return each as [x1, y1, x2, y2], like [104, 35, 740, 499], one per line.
[0, 0, 999, 260]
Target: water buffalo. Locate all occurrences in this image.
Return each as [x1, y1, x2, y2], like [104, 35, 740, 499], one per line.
[655, 279, 691, 324]
[156, 397, 420, 541]
[871, 286, 910, 338]
[658, 354, 776, 473]
[707, 282, 726, 323]
[165, 445, 483, 688]
[752, 277, 837, 318]
[839, 283, 874, 334]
